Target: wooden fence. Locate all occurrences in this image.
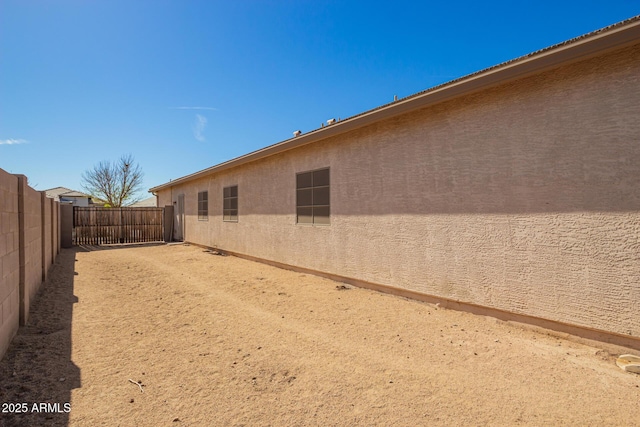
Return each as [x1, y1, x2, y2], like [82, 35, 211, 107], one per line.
[73, 207, 164, 245]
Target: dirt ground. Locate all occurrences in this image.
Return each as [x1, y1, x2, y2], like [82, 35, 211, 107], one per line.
[1, 243, 639, 426]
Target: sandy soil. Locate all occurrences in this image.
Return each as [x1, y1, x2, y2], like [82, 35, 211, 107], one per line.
[1, 243, 639, 426]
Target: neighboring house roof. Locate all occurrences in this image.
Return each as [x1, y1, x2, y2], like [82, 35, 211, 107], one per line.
[150, 15, 640, 193]
[44, 187, 93, 201]
[129, 196, 157, 207]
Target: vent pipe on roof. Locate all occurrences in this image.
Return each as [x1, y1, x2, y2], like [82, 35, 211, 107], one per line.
[293, 130, 302, 137]
[394, 95, 398, 101]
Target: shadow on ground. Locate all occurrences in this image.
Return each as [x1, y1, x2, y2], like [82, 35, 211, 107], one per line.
[0, 248, 80, 427]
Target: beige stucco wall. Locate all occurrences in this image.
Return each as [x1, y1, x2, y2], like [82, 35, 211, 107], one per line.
[0, 170, 20, 358]
[158, 42, 640, 339]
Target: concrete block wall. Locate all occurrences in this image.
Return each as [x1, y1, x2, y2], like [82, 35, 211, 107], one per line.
[0, 170, 20, 360]
[18, 176, 43, 325]
[1, 169, 61, 360]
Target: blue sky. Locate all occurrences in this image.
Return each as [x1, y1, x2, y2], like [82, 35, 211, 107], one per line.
[1, 1, 638, 197]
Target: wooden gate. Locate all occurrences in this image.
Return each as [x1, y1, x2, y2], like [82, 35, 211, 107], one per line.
[73, 207, 164, 245]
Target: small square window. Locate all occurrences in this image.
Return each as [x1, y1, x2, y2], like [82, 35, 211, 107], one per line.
[296, 188, 313, 206]
[313, 206, 330, 222]
[313, 186, 330, 206]
[223, 185, 238, 222]
[296, 207, 313, 224]
[198, 191, 208, 221]
[296, 172, 313, 189]
[296, 168, 329, 225]
[313, 168, 330, 186]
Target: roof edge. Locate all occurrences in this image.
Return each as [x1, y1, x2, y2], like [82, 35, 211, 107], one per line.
[150, 15, 640, 193]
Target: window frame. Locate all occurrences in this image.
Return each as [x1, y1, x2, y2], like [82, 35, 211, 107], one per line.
[296, 167, 330, 225]
[223, 185, 238, 222]
[197, 191, 208, 221]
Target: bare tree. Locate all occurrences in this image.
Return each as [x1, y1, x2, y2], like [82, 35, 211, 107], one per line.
[81, 154, 144, 207]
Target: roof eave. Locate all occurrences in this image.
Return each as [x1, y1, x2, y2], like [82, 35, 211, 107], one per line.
[149, 17, 640, 193]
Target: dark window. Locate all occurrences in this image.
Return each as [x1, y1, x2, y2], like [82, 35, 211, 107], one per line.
[223, 185, 238, 222]
[198, 191, 208, 220]
[296, 168, 330, 225]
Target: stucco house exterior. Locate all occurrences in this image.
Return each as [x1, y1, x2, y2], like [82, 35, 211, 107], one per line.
[151, 17, 640, 348]
[130, 196, 158, 207]
[45, 187, 95, 207]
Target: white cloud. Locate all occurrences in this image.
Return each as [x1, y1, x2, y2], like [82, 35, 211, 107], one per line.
[193, 114, 208, 142]
[0, 138, 28, 145]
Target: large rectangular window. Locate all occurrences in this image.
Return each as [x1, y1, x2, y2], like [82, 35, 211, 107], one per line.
[223, 185, 238, 222]
[296, 168, 330, 225]
[198, 191, 208, 221]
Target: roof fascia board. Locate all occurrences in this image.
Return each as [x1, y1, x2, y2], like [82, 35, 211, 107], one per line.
[150, 19, 640, 193]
